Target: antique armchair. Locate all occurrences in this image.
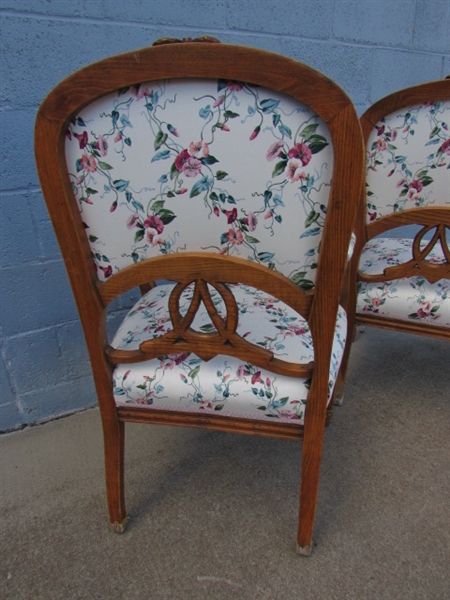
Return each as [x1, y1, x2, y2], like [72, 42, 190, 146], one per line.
[34, 39, 363, 555]
[351, 80, 450, 339]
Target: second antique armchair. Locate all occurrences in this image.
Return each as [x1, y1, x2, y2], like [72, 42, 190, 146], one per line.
[353, 80, 450, 339]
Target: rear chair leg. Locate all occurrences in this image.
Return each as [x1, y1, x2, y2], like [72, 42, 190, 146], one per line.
[103, 419, 127, 533]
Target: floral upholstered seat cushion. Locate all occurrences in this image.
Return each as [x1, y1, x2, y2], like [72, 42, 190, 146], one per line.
[112, 283, 347, 424]
[357, 237, 450, 327]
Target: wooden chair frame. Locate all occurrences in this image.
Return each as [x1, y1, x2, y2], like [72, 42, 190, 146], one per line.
[35, 40, 364, 555]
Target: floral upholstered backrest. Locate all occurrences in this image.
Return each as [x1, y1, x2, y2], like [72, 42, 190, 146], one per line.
[65, 79, 333, 287]
[365, 100, 450, 223]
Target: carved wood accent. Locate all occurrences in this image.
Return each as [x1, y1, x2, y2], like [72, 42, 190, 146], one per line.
[103, 254, 315, 378]
[360, 222, 450, 284]
[153, 36, 221, 46]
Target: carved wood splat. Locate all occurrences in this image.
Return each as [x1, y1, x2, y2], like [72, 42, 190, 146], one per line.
[360, 223, 450, 284]
[106, 278, 314, 378]
[140, 278, 252, 361]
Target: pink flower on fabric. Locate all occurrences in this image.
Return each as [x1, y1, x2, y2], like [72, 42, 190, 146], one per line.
[213, 96, 224, 108]
[249, 126, 260, 141]
[428, 255, 444, 265]
[126, 213, 140, 229]
[175, 149, 190, 171]
[372, 297, 383, 308]
[75, 131, 88, 149]
[167, 124, 179, 137]
[95, 135, 108, 157]
[199, 399, 214, 410]
[144, 215, 164, 234]
[278, 411, 300, 420]
[226, 228, 244, 245]
[251, 371, 263, 385]
[182, 156, 202, 177]
[145, 229, 161, 245]
[189, 141, 201, 156]
[162, 352, 189, 370]
[99, 265, 113, 278]
[188, 140, 209, 157]
[173, 353, 189, 365]
[410, 179, 424, 193]
[226, 81, 243, 91]
[266, 140, 284, 161]
[441, 139, 450, 155]
[237, 365, 246, 380]
[224, 208, 238, 224]
[286, 324, 308, 336]
[80, 154, 97, 173]
[285, 158, 306, 182]
[244, 212, 258, 231]
[417, 302, 435, 319]
[288, 142, 312, 166]
[131, 84, 151, 99]
[375, 139, 387, 151]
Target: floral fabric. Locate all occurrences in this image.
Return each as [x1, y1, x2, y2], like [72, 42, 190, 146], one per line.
[357, 237, 449, 327]
[112, 283, 348, 424]
[365, 100, 450, 222]
[65, 78, 333, 289]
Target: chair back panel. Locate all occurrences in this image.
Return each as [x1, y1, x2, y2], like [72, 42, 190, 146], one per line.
[65, 78, 333, 287]
[365, 99, 450, 225]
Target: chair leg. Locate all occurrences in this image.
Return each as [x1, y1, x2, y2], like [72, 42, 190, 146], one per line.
[103, 418, 127, 533]
[296, 411, 326, 556]
[333, 323, 357, 406]
[332, 370, 346, 406]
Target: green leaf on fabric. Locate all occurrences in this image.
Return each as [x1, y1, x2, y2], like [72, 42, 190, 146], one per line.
[272, 160, 287, 178]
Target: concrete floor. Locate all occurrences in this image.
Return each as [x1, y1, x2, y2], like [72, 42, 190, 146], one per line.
[1, 327, 449, 599]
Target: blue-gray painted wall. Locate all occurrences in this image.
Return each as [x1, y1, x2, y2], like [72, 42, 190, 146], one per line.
[1, 0, 449, 431]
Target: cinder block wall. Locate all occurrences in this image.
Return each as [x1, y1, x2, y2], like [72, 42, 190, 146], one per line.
[1, 0, 449, 431]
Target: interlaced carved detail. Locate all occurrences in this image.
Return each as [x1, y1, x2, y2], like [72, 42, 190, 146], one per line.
[360, 223, 450, 284]
[139, 278, 263, 362]
[106, 277, 314, 378]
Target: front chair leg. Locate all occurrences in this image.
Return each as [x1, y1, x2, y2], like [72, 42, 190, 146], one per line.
[103, 418, 127, 533]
